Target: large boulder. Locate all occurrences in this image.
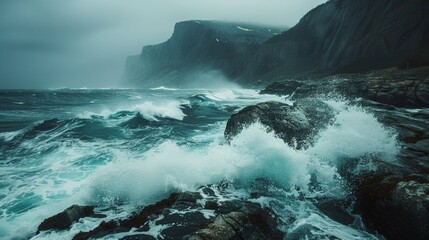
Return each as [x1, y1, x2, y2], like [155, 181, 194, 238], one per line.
[355, 175, 429, 240]
[224, 99, 335, 148]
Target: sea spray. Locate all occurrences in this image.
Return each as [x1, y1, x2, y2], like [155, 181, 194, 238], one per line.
[84, 102, 395, 200]
[83, 100, 398, 206]
[0, 89, 399, 239]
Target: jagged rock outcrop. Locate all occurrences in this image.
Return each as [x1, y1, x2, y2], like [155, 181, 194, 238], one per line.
[70, 186, 283, 240]
[376, 105, 429, 171]
[37, 205, 95, 234]
[224, 99, 335, 149]
[261, 68, 429, 108]
[124, 20, 286, 88]
[320, 97, 428, 239]
[356, 174, 429, 240]
[223, 95, 429, 239]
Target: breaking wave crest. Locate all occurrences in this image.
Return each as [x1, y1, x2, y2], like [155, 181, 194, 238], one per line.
[85, 101, 398, 205]
[77, 100, 189, 121]
[0, 91, 398, 239]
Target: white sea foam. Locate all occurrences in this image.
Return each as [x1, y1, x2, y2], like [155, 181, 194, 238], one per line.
[133, 101, 187, 121]
[310, 100, 399, 163]
[82, 101, 398, 205]
[237, 26, 252, 31]
[149, 86, 178, 91]
[0, 95, 399, 239]
[0, 138, 130, 239]
[77, 99, 188, 121]
[287, 213, 378, 239]
[73, 100, 396, 240]
[82, 124, 314, 205]
[0, 129, 24, 142]
[198, 89, 289, 105]
[76, 89, 284, 122]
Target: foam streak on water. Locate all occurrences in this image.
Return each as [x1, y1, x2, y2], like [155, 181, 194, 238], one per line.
[0, 89, 397, 239]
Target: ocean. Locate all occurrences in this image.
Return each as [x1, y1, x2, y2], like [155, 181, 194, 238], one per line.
[0, 88, 398, 239]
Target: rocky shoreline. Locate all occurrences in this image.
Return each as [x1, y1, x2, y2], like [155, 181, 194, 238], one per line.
[35, 68, 429, 239]
[260, 69, 429, 239]
[36, 184, 285, 240]
[261, 68, 429, 108]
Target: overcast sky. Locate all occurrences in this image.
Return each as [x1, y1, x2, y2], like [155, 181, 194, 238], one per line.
[0, 0, 327, 89]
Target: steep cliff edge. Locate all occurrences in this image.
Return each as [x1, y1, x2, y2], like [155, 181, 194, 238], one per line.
[246, 0, 429, 80]
[124, 0, 429, 87]
[124, 20, 286, 88]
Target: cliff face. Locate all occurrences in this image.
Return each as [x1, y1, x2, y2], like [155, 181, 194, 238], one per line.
[124, 0, 429, 87]
[124, 21, 286, 87]
[246, 0, 429, 80]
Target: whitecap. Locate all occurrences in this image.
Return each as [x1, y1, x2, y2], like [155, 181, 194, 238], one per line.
[149, 86, 178, 91]
[76, 99, 189, 121]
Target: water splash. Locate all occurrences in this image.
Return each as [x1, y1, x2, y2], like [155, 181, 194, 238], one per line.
[0, 91, 399, 239]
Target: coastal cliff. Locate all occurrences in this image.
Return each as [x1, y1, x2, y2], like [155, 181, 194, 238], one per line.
[246, 0, 429, 80]
[124, 0, 429, 87]
[124, 21, 286, 87]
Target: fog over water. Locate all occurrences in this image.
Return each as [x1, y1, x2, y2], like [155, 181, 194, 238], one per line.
[0, 0, 326, 89]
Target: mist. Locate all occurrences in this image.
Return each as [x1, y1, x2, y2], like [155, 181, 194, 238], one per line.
[0, 0, 326, 89]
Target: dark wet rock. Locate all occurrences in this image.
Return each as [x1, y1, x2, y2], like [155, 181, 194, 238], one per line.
[259, 80, 304, 96]
[355, 175, 429, 240]
[122, 193, 180, 229]
[329, 102, 429, 240]
[328, 104, 429, 239]
[71, 188, 283, 240]
[73, 193, 179, 240]
[350, 99, 398, 111]
[189, 210, 283, 240]
[314, 199, 355, 226]
[37, 205, 94, 234]
[204, 201, 220, 210]
[225, 101, 308, 147]
[200, 186, 216, 197]
[376, 108, 429, 171]
[171, 191, 202, 209]
[229, 78, 429, 239]
[121, 234, 156, 240]
[73, 220, 121, 240]
[224, 99, 335, 148]
[157, 211, 209, 226]
[293, 98, 336, 126]
[261, 69, 429, 108]
[159, 212, 212, 239]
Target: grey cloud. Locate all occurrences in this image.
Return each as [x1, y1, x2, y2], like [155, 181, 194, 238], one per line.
[0, 0, 327, 89]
